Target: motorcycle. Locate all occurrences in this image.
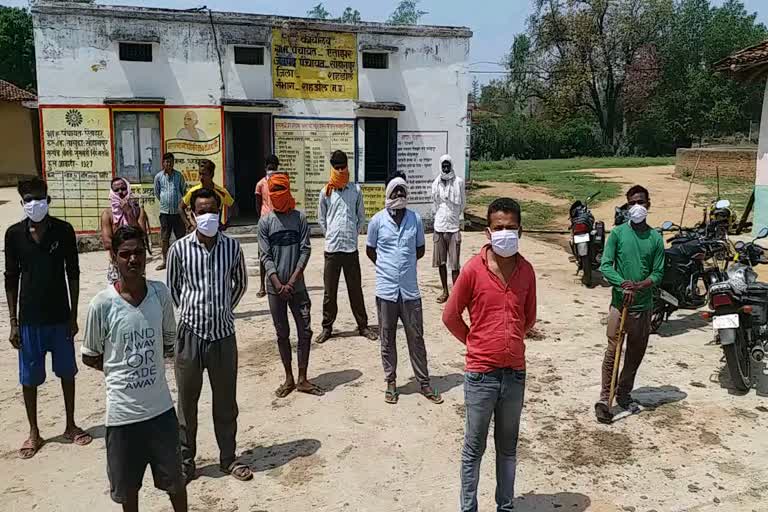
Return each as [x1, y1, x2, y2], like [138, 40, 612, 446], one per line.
[568, 191, 605, 287]
[650, 220, 731, 333]
[707, 228, 768, 392]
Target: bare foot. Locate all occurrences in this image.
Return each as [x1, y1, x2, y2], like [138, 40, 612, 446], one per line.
[436, 292, 449, 304]
[296, 379, 325, 396]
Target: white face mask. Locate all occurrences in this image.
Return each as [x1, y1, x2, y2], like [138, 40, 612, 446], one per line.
[195, 213, 219, 237]
[629, 204, 648, 224]
[24, 199, 49, 223]
[490, 229, 519, 258]
[385, 196, 408, 212]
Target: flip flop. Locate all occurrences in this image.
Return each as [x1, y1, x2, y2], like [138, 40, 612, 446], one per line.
[436, 294, 449, 304]
[256, 290, 267, 298]
[384, 388, 399, 404]
[421, 388, 444, 404]
[275, 382, 295, 398]
[19, 437, 44, 459]
[224, 462, 253, 482]
[297, 382, 325, 396]
[63, 428, 93, 446]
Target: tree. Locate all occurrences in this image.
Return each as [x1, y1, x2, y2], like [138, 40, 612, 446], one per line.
[339, 7, 361, 24]
[0, 6, 35, 91]
[307, 3, 331, 19]
[387, 0, 427, 25]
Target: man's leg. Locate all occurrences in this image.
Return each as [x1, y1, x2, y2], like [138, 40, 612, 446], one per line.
[121, 496, 139, 512]
[290, 291, 323, 395]
[51, 324, 89, 443]
[158, 214, 171, 270]
[377, 298, 400, 401]
[449, 231, 462, 285]
[206, 336, 240, 471]
[616, 311, 652, 406]
[257, 246, 267, 297]
[460, 371, 499, 512]
[18, 324, 45, 458]
[596, 306, 623, 422]
[106, 420, 147, 512]
[433, 233, 450, 302]
[268, 293, 295, 397]
[317, 252, 343, 343]
[174, 326, 204, 479]
[494, 370, 526, 511]
[400, 299, 440, 402]
[172, 214, 186, 241]
[341, 252, 373, 337]
[145, 409, 188, 510]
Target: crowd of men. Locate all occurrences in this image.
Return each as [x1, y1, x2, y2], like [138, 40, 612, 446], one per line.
[4, 150, 661, 511]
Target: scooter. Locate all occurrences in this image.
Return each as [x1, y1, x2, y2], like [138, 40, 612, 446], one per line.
[568, 191, 605, 287]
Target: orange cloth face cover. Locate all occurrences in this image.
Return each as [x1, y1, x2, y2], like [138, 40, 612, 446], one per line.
[325, 167, 350, 196]
[268, 173, 296, 213]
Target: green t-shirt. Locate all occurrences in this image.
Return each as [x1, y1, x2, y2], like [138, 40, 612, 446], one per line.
[599, 222, 665, 312]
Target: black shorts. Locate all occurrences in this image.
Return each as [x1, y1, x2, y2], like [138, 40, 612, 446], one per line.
[159, 213, 185, 243]
[106, 408, 184, 503]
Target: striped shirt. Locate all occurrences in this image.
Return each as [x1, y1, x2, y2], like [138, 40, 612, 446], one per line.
[166, 231, 247, 340]
[154, 170, 187, 214]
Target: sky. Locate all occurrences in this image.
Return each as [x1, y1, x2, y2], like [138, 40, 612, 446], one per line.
[1, 0, 766, 82]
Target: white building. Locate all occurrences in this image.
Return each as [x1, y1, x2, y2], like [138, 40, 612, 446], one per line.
[32, 1, 472, 232]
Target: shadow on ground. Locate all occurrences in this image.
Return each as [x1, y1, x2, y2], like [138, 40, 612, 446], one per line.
[631, 385, 688, 408]
[312, 369, 363, 392]
[513, 492, 591, 511]
[655, 310, 709, 338]
[714, 364, 751, 396]
[399, 373, 463, 396]
[197, 438, 321, 478]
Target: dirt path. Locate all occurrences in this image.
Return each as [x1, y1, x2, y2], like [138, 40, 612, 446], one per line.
[1, 229, 768, 511]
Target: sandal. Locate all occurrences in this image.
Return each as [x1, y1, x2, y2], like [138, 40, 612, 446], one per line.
[19, 436, 44, 459]
[224, 462, 253, 482]
[421, 387, 444, 404]
[384, 388, 399, 404]
[275, 382, 295, 398]
[63, 427, 93, 446]
[297, 381, 325, 396]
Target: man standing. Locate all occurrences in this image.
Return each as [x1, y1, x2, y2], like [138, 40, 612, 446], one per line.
[82, 225, 187, 512]
[101, 177, 151, 283]
[167, 188, 252, 482]
[180, 159, 235, 231]
[432, 154, 465, 303]
[596, 185, 664, 424]
[255, 155, 279, 298]
[442, 198, 537, 512]
[315, 150, 377, 344]
[366, 174, 442, 405]
[259, 173, 324, 398]
[154, 153, 187, 270]
[4, 177, 92, 459]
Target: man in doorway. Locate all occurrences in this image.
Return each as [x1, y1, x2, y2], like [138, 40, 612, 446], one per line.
[167, 188, 252, 482]
[315, 150, 377, 344]
[255, 154, 279, 298]
[442, 198, 537, 512]
[180, 159, 235, 231]
[82, 225, 187, 512]
[366, 174, 443, 405]
[4, 177, 92, 459]
[101, 177, 151, 283]
[154, 153, 187, 270]
[432, 154, 465, 303]
[596, 185, 664, 424]
[259, 173, 324, 398]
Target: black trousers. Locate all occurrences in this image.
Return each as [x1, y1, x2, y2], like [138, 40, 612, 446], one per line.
[321, 251, 369, 332]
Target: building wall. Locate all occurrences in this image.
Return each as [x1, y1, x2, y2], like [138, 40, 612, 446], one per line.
[754, 79, 768, 234]
[0, 101, 39, 181]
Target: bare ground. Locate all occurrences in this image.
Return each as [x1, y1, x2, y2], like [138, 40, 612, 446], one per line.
[0, 188, 767, 511]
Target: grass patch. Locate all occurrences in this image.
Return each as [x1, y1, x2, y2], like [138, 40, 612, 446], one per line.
[469, 156, 673, 205]
[692, 176, 754, 217]
[467, 194, 557, 230]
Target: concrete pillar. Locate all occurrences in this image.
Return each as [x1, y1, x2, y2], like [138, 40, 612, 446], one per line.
[754, 79, 768, 235]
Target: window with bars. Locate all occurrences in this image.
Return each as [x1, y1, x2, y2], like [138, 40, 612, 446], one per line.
[362, 52, 389, 69]
[119, 42, 153, 62]
[234, 46, 265, 65]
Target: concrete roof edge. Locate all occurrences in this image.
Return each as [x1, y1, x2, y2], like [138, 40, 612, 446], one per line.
[31, 2, 473, 39]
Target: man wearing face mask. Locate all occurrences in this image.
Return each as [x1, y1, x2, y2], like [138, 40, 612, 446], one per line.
[255, 155, 280, 298]
[596, 185, 665, 424]
[101, 177, 151, 284]
[167, 188, 252, 482]
[366, 173, 443, 405]
[5, 177, 93, 459]
[442, 198, 536, 512]
[432, 154, 465, 303]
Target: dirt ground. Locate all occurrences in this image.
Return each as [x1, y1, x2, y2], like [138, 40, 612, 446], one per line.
[2, 187, 768, 512]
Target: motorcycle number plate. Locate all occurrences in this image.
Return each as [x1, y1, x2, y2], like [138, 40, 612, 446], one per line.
[659, 289, 679, 307]
[713, 314, 739, 329]
[573, 234, 590, 244]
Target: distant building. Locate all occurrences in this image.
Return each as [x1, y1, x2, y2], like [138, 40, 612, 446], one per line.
[0, 79, 40, 185]
[715, 40, 768, 234]
[32, 1, 472, 233]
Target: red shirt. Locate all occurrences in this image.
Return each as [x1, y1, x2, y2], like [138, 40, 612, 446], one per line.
[442, 245, 537, 372]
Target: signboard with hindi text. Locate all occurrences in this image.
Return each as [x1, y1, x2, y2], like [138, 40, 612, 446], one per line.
[273, 117, 355, 222]
[272, 29, 358, 100]
[396, 131, 449, 216]
[41, 107, 113, 232]
[361, 184, 385, 219]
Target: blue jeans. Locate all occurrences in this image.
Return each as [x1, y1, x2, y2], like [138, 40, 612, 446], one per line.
[460, 368, 526, 512]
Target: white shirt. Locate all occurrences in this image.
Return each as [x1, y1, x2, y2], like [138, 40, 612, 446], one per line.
[432, 176, 465, 233]
[318, 184, 366, 253]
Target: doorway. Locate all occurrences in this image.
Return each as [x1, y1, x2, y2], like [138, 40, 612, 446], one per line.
[226, 112, 271, 224]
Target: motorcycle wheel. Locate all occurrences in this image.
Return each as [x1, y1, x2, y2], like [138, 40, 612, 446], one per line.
[650, 306, 665, 334]
[581, 253, 592, 287]
[723, 329, 751, 392]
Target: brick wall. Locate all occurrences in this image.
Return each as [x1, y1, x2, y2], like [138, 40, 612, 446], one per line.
[675, 147, 757, 180]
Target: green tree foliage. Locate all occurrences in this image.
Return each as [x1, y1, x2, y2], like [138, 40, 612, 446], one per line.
[339, 7, 362, 23]
[0, 6, 35, 91]
[387, 0, 427, 25]
[307, 3, 331, 19]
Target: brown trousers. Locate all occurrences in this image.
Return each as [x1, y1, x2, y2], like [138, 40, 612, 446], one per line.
[599, 306, 651, 403]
